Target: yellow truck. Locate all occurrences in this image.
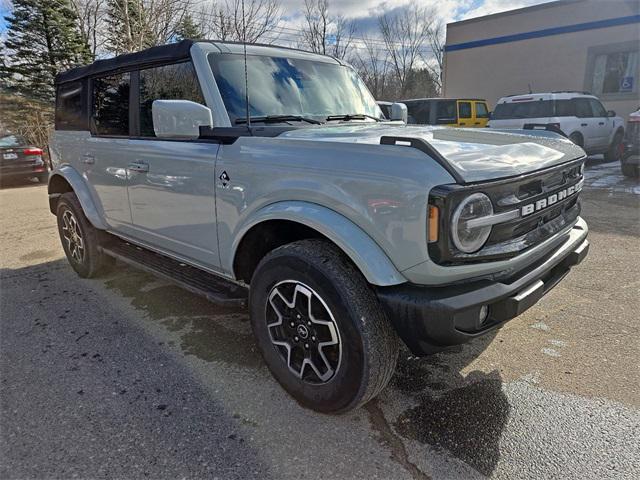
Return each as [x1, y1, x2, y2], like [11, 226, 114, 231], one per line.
[402, 98, 491, 128]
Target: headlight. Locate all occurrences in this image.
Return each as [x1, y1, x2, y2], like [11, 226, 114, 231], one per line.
[451, 193, 493, 253]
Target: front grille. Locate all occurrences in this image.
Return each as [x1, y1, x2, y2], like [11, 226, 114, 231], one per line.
[429, 158, 585, 265]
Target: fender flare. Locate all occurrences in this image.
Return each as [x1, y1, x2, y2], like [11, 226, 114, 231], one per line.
[231, 201, 407, 287]
[48, 165, 109, 230]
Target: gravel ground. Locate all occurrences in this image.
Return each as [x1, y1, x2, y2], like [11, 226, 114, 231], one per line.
[1, 160, 639, 479]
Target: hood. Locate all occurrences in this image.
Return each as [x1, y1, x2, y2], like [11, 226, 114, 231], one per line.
[279, 124, 586, 183]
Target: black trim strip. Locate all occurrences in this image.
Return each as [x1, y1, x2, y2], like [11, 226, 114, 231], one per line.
[380, 136, 465, 183]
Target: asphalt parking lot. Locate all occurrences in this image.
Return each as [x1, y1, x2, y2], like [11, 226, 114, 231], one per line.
[1, 160, 639, 480]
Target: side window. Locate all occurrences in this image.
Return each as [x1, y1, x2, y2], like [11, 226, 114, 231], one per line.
[435, 101, 457, 124]
[589, 99, 607, 117]
[555, 100, 575, 117]
[406, 102, 430, 124]
[139, 62, 205, 137]
[573, 98, 593, 118]
[92, 73, 130, 136]
[458, 101, 472, 119]
[56, 81, 86, 130]
[475, 102, 489, 118]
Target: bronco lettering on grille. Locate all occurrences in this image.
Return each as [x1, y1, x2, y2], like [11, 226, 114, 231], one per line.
[521, 180, 583, 217]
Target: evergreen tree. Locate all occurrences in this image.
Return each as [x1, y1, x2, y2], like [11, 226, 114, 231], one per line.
[1, 0, 91, 100]
[174, 13, 203, 42]
[105, 0, 148, 54]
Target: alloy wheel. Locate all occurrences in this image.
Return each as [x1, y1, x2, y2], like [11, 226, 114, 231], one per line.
[266, 281, 342, 384]
[61, 209, 85, 263]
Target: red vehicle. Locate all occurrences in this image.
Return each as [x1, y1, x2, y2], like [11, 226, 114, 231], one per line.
[0, 134, 48, 183]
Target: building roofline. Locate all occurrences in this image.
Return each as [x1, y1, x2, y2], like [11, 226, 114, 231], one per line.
[447, 0, 584, 28]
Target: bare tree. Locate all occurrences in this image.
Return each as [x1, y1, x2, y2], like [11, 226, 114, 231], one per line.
[71, 0, 106, 59]
[351, 36, 391, 99]
[300, 0, 355, 59]
[199, 0, 282, 44]
[378, 5, 433, 96]
[421, 20, 445, 93]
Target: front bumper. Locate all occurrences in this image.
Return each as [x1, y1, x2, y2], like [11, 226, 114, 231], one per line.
[376, 221, 589, 355]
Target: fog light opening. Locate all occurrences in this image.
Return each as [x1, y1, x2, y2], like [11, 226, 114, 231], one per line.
[479, 305, 489, 326]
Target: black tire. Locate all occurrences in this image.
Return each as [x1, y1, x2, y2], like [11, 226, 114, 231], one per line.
[249, 239, 399, 413]
[604, 131, 624, 162]
[621, 162, 639, 178]
[569, 132, 584, 148]
[56, 192, 114, 278]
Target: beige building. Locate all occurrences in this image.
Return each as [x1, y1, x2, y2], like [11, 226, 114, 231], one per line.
[443, 0, 640, 120]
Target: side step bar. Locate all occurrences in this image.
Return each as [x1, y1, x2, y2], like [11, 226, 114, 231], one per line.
[100, 238, 248, 307]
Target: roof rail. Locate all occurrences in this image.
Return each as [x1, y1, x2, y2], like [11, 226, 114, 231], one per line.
[550, 90, 593, 95]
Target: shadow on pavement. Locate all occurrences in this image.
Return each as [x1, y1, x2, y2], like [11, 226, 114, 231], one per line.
[391, 332, 508, 477]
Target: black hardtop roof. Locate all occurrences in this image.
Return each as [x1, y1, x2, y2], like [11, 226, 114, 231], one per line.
[55, 40, 194, 85]
[55, 39, 341, 85]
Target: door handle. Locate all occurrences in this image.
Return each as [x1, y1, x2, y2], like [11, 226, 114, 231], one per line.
[82, 154, 95, 164]
[580, 123, 588, 127]
[128, 161, 149, 173]
[598, 122, 605, 125]
[474, 122, 481, 125]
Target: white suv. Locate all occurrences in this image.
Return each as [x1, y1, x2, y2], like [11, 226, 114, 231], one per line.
[488, 92, 625, 161]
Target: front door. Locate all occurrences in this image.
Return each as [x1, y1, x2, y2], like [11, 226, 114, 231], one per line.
[124, 61, 221, 269]
[457, 101, 473, 127]
[474, 102, 490, 127]
[126, 140, 221, 267]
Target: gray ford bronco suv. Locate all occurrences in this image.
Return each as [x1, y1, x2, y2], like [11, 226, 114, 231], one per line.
[50, 40, 589, 413]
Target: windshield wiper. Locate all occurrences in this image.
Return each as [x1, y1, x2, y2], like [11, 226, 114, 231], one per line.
[235, 115, 323, 125]
[325, 113, 382, 122]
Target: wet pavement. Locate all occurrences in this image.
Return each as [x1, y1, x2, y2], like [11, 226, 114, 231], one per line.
[1, 160, 639, 479]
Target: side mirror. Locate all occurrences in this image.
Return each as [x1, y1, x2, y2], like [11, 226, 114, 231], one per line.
[390, 102, 408, 123]
[607, 110, 616, 117]
[152, 100, 213, 139]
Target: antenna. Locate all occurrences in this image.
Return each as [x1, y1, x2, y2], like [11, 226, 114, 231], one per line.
[528, 83, 533, 94]
[242, 0, 250, 128]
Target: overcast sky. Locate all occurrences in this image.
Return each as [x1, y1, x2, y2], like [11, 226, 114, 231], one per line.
[0, 0, 552, 34]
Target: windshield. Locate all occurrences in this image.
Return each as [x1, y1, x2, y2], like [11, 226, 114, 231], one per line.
[208, 54, 382, 123]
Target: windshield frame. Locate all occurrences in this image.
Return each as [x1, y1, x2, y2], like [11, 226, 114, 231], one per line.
[207, 52, 384, 125]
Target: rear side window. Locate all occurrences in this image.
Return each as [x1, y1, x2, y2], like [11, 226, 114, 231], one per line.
[435, 101, 457, 124]
[492, 100, 554, 119]
[92, 73, 130, 136]
[458, 101, 472, 119]
[56, 81, 86, 130]
[406, 102, 431, 124]
[139, 62, 205, 137]
[555, 100, 575, 116]
[475, 102, 489, 118]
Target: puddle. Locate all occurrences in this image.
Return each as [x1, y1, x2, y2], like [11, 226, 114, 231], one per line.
[390, 333, 509, 476]
[395, 372, 509, 477]
[104, 268, 262, 368]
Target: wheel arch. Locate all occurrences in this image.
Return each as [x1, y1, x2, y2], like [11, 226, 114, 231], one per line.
[48, 166, 109, 230]
[231, 201, 407, 287]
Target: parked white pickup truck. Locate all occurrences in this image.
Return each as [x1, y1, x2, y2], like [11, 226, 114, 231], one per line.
[488, 91, 625, 161]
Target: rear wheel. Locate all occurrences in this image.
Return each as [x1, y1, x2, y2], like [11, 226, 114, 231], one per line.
[604, 131, 624, 162]
[56, 192, 114, 278]
[249, 239, 399, 413]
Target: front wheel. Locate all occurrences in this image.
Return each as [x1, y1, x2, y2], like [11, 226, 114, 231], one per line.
[249, 239, 399, 413]
[56, 192, 114, 278]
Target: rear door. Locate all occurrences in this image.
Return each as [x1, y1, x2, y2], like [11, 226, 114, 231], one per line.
[85, 72, 133, 227]
[457, 101, 473, 127]
[125, 62, 221, 269]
